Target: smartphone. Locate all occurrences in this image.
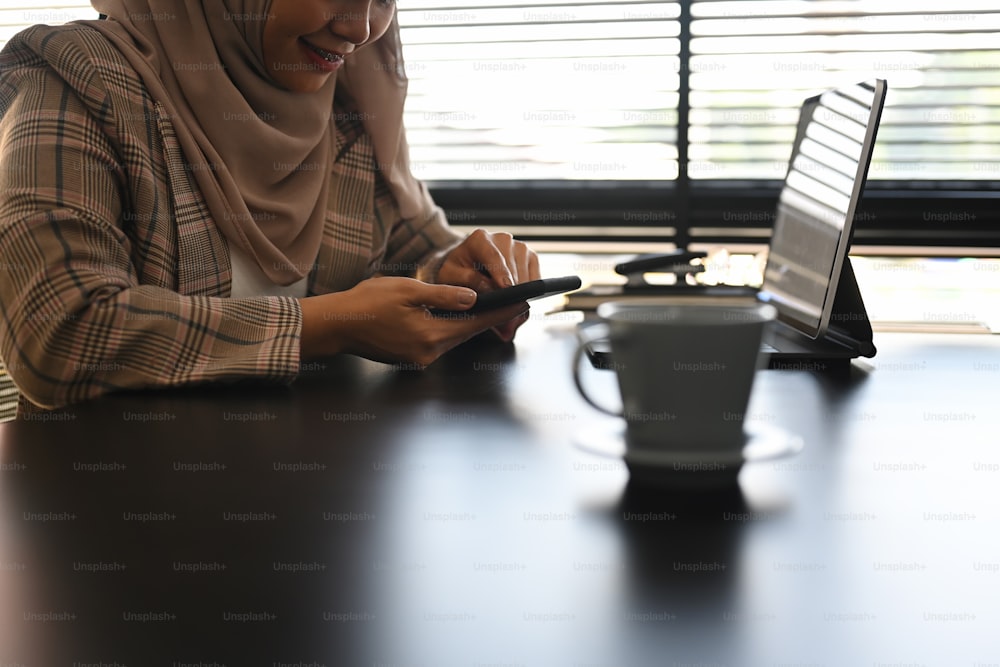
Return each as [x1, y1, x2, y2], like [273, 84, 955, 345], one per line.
[431, 276, 582, 316]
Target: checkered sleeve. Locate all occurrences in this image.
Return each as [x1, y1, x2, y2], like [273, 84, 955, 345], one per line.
[375, 173, 463, 280]
[0, 56, 301, 409]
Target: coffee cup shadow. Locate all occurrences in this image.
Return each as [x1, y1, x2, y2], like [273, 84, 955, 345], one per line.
[615, 484, 750, 626]
[578, 481, 792, 661]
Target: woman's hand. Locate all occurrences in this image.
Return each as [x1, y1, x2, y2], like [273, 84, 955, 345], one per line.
[433, 229, 541, 342]
[298, 276, 529, 365]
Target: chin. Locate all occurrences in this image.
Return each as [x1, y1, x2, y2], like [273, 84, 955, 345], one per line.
[294, 78, 330, 94]
[277, 74, 331, 94]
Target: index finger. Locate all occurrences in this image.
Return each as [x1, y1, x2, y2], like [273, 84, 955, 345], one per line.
[467, 236, 515, 289]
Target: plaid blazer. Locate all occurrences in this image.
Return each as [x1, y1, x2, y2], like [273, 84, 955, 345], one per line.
[0, 25, 461, 411]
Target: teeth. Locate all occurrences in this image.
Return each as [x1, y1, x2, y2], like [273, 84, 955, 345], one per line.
[308, 42, 341, 63]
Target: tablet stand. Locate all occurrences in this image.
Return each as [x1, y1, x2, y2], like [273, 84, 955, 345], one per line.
[824, 256, 876, 358]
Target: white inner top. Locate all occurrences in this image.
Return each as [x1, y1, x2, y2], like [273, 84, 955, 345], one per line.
[228, 241, 309, 299]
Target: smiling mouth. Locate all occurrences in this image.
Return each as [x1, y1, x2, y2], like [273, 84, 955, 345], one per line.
[300, 39, 344, 65]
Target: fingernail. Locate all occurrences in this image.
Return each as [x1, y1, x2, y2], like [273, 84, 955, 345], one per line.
[458, 290, 476, 306]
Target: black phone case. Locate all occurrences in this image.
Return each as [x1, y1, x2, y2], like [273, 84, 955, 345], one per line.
[432, 276, 582, 315]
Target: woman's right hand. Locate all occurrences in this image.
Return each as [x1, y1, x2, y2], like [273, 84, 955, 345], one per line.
[297, 277, 528, 366]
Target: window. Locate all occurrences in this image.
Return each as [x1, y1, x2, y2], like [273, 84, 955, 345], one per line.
[399, 0, 680, 181]
[686, 1, 1000, 182]
[399, 0, 1000, 247]
[0, 362, 15, 422]
[3, 2, 998, 247]
[0, 3, 94, 48]
[398, 0, 1000, 184]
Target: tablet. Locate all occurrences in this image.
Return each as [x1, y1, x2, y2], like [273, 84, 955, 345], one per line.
[432, 276, 582, 316]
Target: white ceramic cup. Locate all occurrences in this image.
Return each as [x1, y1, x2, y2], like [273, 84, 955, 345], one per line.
[573, 301, 777, 468]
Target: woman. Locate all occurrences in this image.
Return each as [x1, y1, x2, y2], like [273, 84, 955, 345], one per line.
[0, 0, 538, 411]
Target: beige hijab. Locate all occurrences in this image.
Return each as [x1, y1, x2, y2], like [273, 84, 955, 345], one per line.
[85, 0, 427, 285]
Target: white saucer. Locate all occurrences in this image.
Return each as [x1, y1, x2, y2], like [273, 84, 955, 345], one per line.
[574, 423, 803, 489]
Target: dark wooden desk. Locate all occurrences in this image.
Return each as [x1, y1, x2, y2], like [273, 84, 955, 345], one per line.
[1, 318, 998, 667]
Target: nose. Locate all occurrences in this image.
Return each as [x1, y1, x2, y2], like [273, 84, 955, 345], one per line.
[330, 2, 372, 46]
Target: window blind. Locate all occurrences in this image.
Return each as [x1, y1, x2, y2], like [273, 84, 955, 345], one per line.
[0, 2, 94, 48]
[398, 0, 681, 181]
[0, 363, 15, 422]
[688, 0, 1000, 181]
[2, 1, 998, 251]
[6, 3, 997, 185]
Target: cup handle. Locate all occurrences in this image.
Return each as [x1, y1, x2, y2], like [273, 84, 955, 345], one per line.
[572, 324, 623, 417]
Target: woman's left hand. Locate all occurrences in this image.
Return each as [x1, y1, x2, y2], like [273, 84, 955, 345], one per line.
[435, 229, 541, 342]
